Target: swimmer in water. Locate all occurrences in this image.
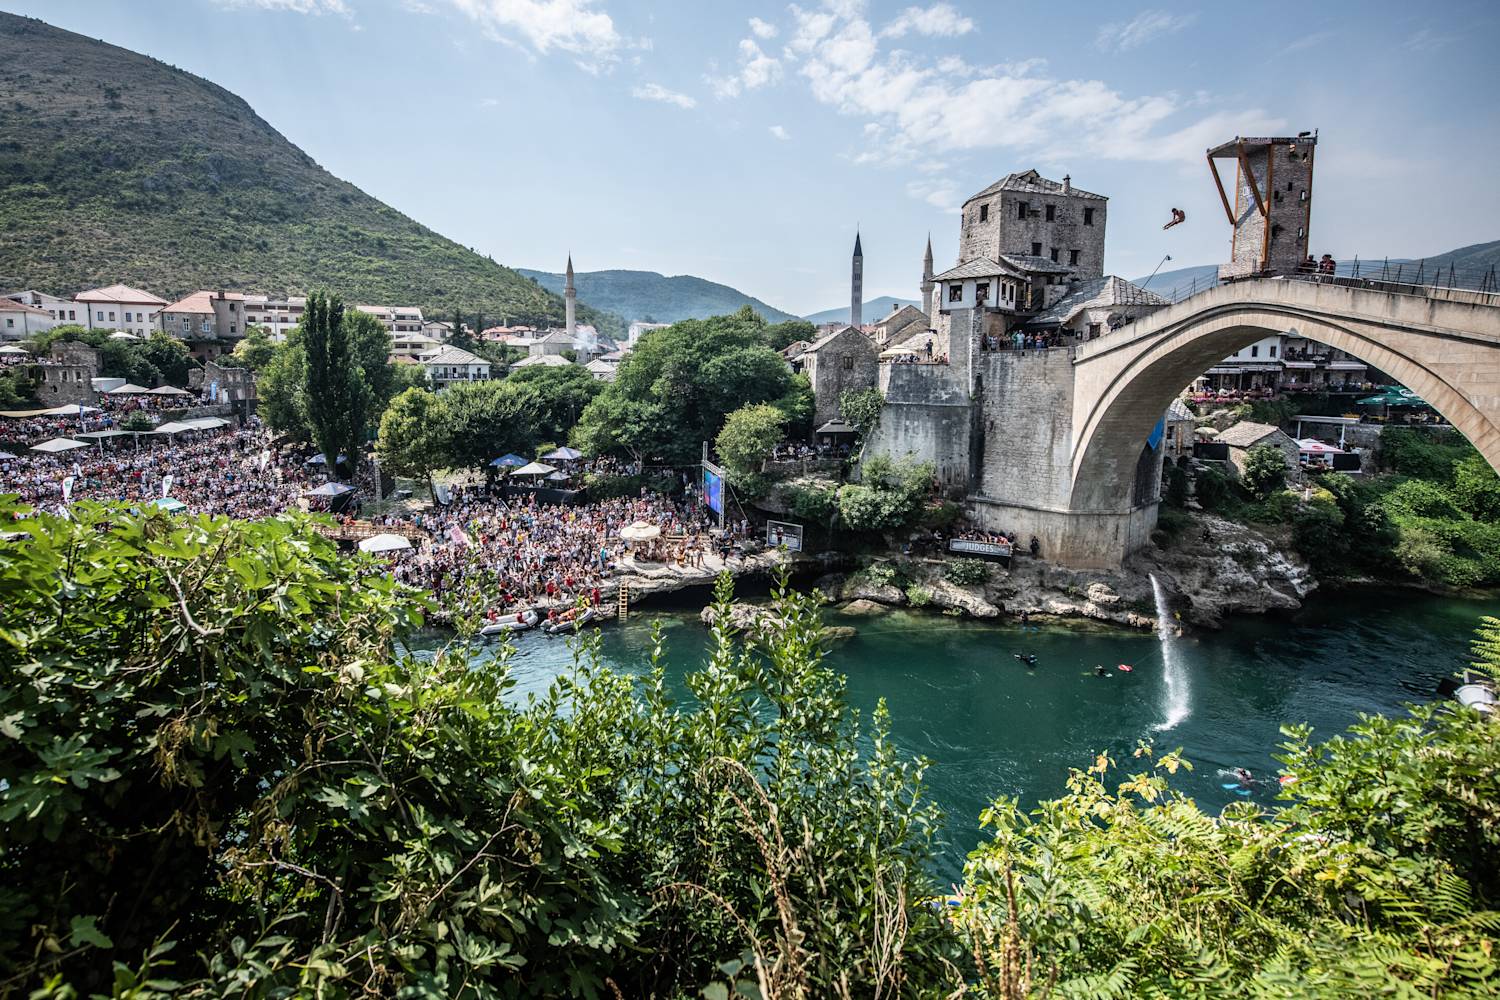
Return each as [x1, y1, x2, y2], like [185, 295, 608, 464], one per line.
[1234, 768, 1255, 785]
[1013, 653, 1038, 667]
[1095, 664, 1109, 677]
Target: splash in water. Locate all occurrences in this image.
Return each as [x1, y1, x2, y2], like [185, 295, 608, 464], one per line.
[1150, 573, 1189, 731]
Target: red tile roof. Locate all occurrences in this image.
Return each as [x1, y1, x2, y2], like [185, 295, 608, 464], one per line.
[74, 283, 170, 305]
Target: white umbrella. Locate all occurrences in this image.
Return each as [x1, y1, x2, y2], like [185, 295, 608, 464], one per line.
[75, 429, 133, 439]
[31, 437, 89, 453]
[0, 345, 29, 355]
[105, 383, 152, 395]
[543, 446, 583, 461]
[146, 385, 191, 396]
[148, 421, 197, 435]
[182, 416, 230, 430]
[306, 482, 354, 498]
[0, 451, 16, 459]
[512, 461, 556, 477]
[619, 520, 661, 542]
[879, 345, 920, 359]
[358, 533, 413, 553]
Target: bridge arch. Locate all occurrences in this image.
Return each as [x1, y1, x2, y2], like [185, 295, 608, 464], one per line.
[1068, 279, 1500, 514]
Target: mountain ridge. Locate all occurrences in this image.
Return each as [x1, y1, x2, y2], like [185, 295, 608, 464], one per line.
[803, 296, 922, 326]
[0, 12, 617, 334]
[516, 268, 796, 325]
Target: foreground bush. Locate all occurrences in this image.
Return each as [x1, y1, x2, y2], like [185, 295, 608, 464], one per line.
[0, 503, 954, 997]
[957, 616, 1500, 998]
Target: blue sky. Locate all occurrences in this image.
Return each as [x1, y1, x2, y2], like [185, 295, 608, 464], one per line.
[7, 0, 1499, 313]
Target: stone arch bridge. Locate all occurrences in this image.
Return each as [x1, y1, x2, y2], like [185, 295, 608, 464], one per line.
[959, 277, 1500, 569]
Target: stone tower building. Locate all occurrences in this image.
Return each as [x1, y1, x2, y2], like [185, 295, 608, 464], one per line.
[1208, 134, 1316, 279]
[920, 235, 935, 318]
[564, 254, 576, 340]
[957, 170, 1107, 279]
[850, 232, 864, 328]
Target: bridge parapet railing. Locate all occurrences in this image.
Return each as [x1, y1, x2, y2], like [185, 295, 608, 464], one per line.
[1142, 257, 1500, 308]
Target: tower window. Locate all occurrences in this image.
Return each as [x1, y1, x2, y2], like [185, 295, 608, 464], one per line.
[975, 282, 990, 302]
[1270, 345, 1278, 357]
[948, 284, 962, 303]
[1050, 248, 1059, 262]
[1031, 242, 1042, 256]
[1017, 201, 1028, 220]
[1251, 345, 1259, 357]
[1045, 204, 1056, 222]
[979, 204, 989, 222]
[1083, 207, 1094, 225]
[842, 354, 854, 370]
[1069, 249, 1080, 266]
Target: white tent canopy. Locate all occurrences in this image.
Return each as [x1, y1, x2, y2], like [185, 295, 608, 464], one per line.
[105, 383, 152, 395]
[31, 437, 90, 453]
[148, 421, 197, 435]
[182, 416, 230, 430]
[306, 482, 354, 498]
[0, 404, 103, 418]
[0, 345, 30, 355]
[358, 533, 413, 554]
[511, 461, 556, 477]
[146, 385, 191, 396]
[619, 520, 661, 542]
[75, 429, 133, 440]
[879, 346, 920, 359]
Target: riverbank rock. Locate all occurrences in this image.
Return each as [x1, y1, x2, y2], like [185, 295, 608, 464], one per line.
[700, 602, 775, 632]
[927, 579, 1001, 618]
[839, 599, 889, 617]
[1132, 514, 1315, 628]
[840, 577, 905, 605]
[821, 625, 857, 644]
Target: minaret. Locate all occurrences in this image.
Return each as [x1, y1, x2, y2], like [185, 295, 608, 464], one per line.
[564, 253, 576, 340]
[850, 231, 864, 329]
[920, 234, 935, 318]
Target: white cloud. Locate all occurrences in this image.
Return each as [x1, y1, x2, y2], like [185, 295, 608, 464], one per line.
[881, 3, 974, 39]
[748, 16, 777, 39]
[632, 82, 696, 109]
[476, 96, 500, 107]
[1404, 28, 1456, 52]
[444, 0, 630, 59]
[769, 124, 791, 140]
[786, 0, 1277, 171]
[707, 37, 783, 98]
[906, 177, 961, 213]
[214, 0, 350, 13]
[1095, 9, 1196, 52]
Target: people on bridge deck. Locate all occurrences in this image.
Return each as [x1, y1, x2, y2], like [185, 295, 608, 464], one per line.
[1318, 254, 1337, 275]
[1298, 255, 1317, 274]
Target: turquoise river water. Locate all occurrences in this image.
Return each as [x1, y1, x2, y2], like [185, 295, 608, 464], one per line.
[411, 588, 1492, 880]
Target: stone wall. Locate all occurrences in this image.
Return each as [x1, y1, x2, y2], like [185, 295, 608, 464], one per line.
[975, 350, 1078, 508]
[864, 364, 972, 488]
[1229, 140, 1314, 276]
[958, 189, 1106, 278]
[967, 497, 1158, 570]
[805, 327, 879, 429]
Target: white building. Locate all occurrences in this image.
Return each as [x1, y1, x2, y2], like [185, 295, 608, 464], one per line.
[0, 299, 62, 340]
[243, 295, 307, 341]
[354, 304, 425, 334]
[5, 290, 79, 324]
[75, 283, 168, 336]
[529, 331, 575, 358]
[627, 321, 671, 346]
[390, 331, 442, 360]
[421, 346, 491, 389]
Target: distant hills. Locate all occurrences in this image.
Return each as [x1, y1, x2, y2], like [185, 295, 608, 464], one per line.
[0, 13, 617, 334]
[1131, 240, 1500, 300]
[803, 297, 922, 326]
[516, 268, 796, 325]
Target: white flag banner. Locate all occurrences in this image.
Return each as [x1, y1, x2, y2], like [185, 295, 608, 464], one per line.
[162, 474, 173, 498]
[258, 449, 271, 472]
[61, 476, 75, 502]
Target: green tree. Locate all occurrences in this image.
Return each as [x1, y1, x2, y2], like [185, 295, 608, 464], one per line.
[434, 379, 540, 471]
[1241, 443, 1288, 499]
[137, 331, 195, 386]
[0, 506, 955, 997]
[227, 326, 277, 371]
[837, 456, 933, 532]
[573, 307, 810, 464]
[1451, 452, 1500, 521]
[715, 403, 786, 480]
[507, 363, 601, 444]
[301, 291, 360, 474]
[375, 387, 445, 494]
[257, 329, 309, 441]
[838, 387, 884, 437]
[763, 318, 817, 352]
